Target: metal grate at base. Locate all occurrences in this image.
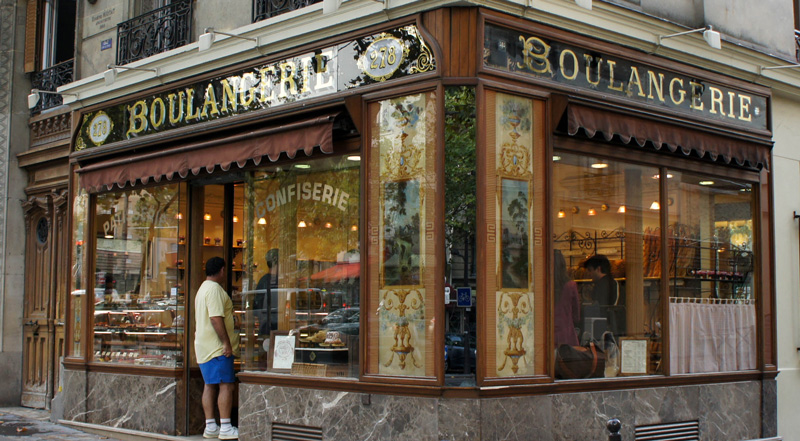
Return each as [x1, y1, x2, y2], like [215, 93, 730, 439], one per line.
[635, 420, 700, 441]
[272, 422, 324, 441]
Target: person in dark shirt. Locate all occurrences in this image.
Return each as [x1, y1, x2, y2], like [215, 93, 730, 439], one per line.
[254, 248, 278, 336]
[583, 254, 625, 337]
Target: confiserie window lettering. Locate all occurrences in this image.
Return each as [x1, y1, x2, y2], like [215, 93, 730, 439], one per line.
[241, 156, 360, 377]
[92, 183, 187, 367]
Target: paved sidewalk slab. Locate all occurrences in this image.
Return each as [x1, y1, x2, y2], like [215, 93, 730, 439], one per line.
[0, 408, 121, 441]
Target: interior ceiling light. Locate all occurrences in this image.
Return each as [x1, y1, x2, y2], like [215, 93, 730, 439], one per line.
[699, 180, 715, 186]
[553, 155, 562, 162]
[591, 162, 608, 169]
[557, 209, 566, 219]
[298, 220, 308, 228]
[351, 225, 358, 231]
[652, 174, 673, 179]
[233, 215, 239, 223]
[104, 234, 114, 239]
[650, 201, 661, 210]
[175, 212, 183, 220]
[617, 205, 626, 214]
[658, 26, 722, 50]
[587, 208, 597, 216]
[295, 164, 311, 169]
[258, 217, 267, 225]
[324, 222, 333, 228]
[347, 155, 361, 161]
[204, 212, 212, 221]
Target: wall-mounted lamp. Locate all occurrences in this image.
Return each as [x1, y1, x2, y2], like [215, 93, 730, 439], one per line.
[104, 64, 158, 86]
[574, 0, 592, 10]
[658, 26, 722, 50]
[27, 89, 78, 110]
[759, 64, 800, 75]
[198, 28, 258, 52]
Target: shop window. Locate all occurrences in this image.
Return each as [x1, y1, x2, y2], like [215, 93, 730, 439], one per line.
[667, 172, 756, 374]
[484, 91, 547, 379]
[444, 87, 477, 383]
[366, 91, 438, 378]
[241, 155, 360, 377]
[69, 175, 88, 358]
[92, 183, 187, 367]
[553, 152, 663, 378]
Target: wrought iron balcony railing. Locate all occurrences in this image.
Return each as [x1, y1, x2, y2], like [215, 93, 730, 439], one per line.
[30, 59, 74, 113]
[253, 0, 322, 23]
[117, 0, 192, 65]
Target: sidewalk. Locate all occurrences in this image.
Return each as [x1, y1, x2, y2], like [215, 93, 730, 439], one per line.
[0, 407, 121, 441]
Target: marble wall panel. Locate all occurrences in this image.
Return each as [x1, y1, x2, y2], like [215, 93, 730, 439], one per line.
[61, 369, 88, 423]
[762, 378, 777, 438]
[480, 395, 552, 441]
[633, 385, 700, 426]
[438, 398, 481, 441]
[699, 381, 761, 440]
[551, 389, 636, 441]
[240, 384, 438, 441]
[84, 372, 178, 434]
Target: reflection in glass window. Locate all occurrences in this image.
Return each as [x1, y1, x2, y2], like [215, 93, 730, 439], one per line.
[241, 155, 360, 377]
[553, 152, 662, 378]
[92, 183, 187, 367]
[70, 177, 88, 358]
[667, 172, 756, 373]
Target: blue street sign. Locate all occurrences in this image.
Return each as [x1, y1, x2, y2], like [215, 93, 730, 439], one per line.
[101, 39, 112, 51]
[457, 287, 472, 307]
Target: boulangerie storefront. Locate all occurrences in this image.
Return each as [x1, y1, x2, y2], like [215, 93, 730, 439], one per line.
[58, 7, 777, 440]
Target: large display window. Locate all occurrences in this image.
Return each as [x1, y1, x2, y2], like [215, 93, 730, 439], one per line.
[91, 183, 188, 367]
[240, 155, 361, 377]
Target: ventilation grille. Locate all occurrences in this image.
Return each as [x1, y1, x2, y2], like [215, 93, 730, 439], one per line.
[635, 421, 700, 441]
[272, 422, 323, 441]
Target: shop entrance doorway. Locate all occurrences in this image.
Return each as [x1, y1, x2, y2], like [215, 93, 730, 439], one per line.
[183, 182, 244, 434]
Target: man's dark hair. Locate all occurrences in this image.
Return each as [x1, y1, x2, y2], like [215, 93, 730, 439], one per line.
[206, 257, 226, 276]
[265, 248, 279, 269]
[583, 254, 611, 275]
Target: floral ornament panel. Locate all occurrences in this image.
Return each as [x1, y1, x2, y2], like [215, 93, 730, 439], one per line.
[496, 290, 535, 376]
[379, 288, 426, 376]
[496, 93, 533, 180]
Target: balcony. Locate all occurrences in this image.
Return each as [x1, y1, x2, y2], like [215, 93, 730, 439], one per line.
[117, 0, 192, 65]
[30, 59, 74, 113]
[253, 0, 322, 23]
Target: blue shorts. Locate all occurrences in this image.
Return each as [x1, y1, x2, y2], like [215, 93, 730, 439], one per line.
[199, 355, 236, 384]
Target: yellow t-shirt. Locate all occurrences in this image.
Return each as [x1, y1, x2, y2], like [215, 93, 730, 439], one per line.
[194, 280, 240, 364]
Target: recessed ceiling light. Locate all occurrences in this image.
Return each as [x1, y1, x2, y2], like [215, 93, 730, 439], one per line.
[295, 164, 311, 169]
[650, 201, 660, 210]
[591, 162, 608, 169]
[553, 155, 562, 161]
[699, 180, 714, 186]
[347, 155, 361, 161]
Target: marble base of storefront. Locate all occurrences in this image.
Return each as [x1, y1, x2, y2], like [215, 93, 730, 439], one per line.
[239, 380, 776, 441]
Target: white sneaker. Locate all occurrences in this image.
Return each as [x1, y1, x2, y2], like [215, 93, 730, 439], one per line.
[219, 426, 239, 440]
[203, 426, 220, 438]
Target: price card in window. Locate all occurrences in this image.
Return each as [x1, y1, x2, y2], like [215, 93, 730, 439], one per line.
[620, 338, 649, 375]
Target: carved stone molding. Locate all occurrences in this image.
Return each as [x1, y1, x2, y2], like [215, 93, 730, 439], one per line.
[30, 112, 72, 148]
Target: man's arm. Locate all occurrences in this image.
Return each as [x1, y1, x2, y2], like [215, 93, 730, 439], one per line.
[209, 316, 233, 357]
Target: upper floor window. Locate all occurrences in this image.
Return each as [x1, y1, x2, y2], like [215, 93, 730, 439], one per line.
[25, 0, 76, 112]
[253, 0, 322, 23]
[116, 0, 192, 65]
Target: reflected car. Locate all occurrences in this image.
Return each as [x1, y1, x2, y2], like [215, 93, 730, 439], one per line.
[445, 333, 477, 373]
[321, 307, 360, 325]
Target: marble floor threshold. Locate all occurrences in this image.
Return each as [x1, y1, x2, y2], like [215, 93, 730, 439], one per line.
[59, 420, 205, 441]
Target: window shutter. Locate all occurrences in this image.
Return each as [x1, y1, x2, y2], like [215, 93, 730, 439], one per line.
[24, 0, 39, 73]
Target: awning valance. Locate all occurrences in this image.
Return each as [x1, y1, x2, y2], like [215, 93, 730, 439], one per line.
[564, 104, 771, 170]
[77, 113, 336, 192]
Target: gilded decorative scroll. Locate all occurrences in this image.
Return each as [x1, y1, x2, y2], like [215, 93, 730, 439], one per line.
[376, 93, 432, 376]
[494, 93, 535, 377]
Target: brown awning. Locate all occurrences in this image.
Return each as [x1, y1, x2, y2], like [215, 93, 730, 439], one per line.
[564, 104, 771, 169]
[78, 113, 336, 192]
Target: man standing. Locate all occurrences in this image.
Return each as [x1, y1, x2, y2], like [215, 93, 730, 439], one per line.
[195, 257, 239, 439]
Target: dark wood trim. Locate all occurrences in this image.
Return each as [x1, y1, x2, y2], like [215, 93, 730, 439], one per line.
[435, 82, 446, 384]
[659, 164, 670, 375]
[237, 370, 765, 398]
[474, 82, 487, 385]
[761, 165, 776, 368]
